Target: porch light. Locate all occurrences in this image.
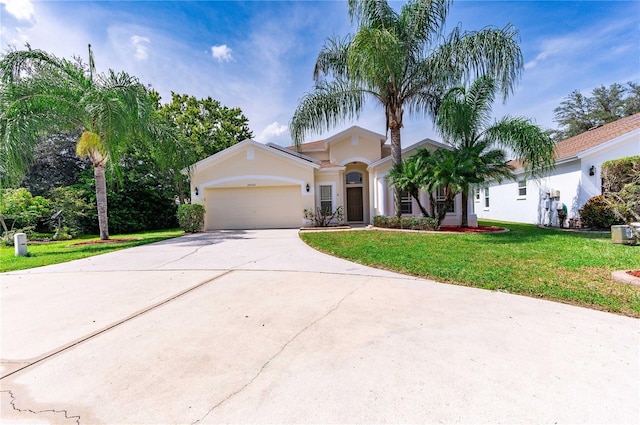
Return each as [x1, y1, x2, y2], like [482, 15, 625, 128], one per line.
[589, 165, 596, 176]
[194, 187, 199, 196]
[306, 183, 310, 192]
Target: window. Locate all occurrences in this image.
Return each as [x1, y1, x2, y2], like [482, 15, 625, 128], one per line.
[518, 179, 527, 197]
[320, 185, 333, 213]
[484, 187, 490, 208]
[400, 191, 412, 214]
[436, 188, 455, 214]
[346, 172, 363, 185]
[474, 188, 480, 202]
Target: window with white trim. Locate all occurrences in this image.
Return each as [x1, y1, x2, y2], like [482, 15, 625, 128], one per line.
[436, 188, 455, 213]
[319, 185, 333, 213]
[484, 187, 490, 208]
[518, 179, 527, 197]
[474, 188, 480, 202]
[400, 191, 412, 214]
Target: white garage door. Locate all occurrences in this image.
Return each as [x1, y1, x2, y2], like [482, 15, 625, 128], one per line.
[206, 186, 302, 230]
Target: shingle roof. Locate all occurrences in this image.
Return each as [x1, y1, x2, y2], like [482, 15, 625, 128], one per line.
[287, 140, 325, 152]
[510, 113, 640, 170]
[554, 113, 640, 161]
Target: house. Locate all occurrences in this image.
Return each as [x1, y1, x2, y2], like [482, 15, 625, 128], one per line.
[189, 126, 476, 230]
[475, 113, 640, 226]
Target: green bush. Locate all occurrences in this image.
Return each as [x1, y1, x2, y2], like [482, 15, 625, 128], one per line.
[373, 215, 439, 231]
[579, 195, 624, 229]
[0, 188, 51, 231]
[177, 204, 205, 232]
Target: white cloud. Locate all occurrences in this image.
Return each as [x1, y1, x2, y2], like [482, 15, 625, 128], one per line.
[0, 0, 34, 21]
[256, 122, 289, 144]
[130, 35, 150, 60]
[211, 44, 232, 62]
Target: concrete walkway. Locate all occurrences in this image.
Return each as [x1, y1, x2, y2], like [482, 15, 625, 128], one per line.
[1, 229, 638, 424]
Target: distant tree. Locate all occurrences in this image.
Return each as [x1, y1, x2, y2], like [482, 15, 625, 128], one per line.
[155, 92, 253, 202]
[553, 82, 640, 141]
[0, 45, 169, 239]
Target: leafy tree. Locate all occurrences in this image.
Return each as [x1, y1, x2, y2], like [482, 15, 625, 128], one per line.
[0, 45, 167, 239]
[20, 131, 90, 196]
[553, 82, 640, 140]
[155, 92, 253, 203]
[435, 75, 554, 226]
[290, 0, 524, 216]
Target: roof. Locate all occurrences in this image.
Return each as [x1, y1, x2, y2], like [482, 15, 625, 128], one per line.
[288, 140, 325, 152]
[555, 113, 640, 161]
[510, 113, 640, 171]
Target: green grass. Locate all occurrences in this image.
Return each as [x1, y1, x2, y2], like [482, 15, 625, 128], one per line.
[1, 229, 184, 273]
[300, 220, 640, 317]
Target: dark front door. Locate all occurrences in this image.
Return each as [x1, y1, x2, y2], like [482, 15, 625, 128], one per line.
[346, 187, 364, 221]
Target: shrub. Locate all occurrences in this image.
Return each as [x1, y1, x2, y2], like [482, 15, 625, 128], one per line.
[177, 204, 205, 232]
[0, 188, 51, 231]
[602, 156, 640, 193]
[303, 206, 344, 227]
[579, 195, 623, 229]
[373, 215, 439, 231]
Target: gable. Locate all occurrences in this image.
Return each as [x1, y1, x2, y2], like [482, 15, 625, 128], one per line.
[191, 140, 318, 189]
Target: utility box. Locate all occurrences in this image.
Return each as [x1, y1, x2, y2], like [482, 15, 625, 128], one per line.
[14, 232, 28, 256]
[611, 225, 637, 245]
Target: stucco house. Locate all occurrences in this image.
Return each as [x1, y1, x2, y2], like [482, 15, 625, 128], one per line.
[189, 126, 475, 230]
[475, 113, 640, 226]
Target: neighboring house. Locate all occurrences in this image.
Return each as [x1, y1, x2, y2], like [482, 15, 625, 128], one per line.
[189, 126, 476, 230]
[475, 113, 640, 226]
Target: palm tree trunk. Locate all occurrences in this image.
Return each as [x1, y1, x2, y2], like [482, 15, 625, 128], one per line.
[461, 186, 469, 227]
[390, 126, 402, 217]
[94, 164, 110, 240]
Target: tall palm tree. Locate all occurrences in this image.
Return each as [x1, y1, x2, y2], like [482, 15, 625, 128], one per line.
[0, 45, 160, 239]
[435, 75, 555, 226]
[290, 0, 524, 216]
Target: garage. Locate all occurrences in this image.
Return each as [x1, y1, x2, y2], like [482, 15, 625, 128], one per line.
[205, 185, 302, 230]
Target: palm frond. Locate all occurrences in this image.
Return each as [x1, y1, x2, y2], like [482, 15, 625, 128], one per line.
[314, 35, 351, 82]
[485, 116, 555, 177]
[430, 24, 523, 101]
[290, 80, 366, 145]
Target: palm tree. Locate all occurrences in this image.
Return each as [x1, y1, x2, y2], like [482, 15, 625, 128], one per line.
[435, 75, 555, 226]
[0, 45, 160, 239]
[290, 0, 524, 216]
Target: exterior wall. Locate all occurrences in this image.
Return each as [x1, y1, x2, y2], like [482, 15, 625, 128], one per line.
[313, 170, 344, 212]
[191, 142, 316, 227]
[329, 134, 381, 166]
[476, 134, 639, 225]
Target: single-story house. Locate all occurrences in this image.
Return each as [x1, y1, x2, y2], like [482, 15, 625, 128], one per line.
[475, 113, 640, 226]
[189, 126, 476, 230]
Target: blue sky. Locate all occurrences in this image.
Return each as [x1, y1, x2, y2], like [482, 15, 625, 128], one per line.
[1, 0, 638, 147]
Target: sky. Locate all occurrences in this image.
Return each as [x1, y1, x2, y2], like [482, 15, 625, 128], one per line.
[0, 0, 639, 148]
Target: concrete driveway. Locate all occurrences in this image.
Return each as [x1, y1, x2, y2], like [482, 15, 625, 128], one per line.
[1, 229, 638, 424]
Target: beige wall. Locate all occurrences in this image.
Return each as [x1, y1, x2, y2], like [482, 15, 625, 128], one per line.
[191, 142, 316, 226]
[329, 134, 382, 165]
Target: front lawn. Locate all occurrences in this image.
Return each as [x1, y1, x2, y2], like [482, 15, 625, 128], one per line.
[300, 221, 640, 317]
[0, 229, 184, 273]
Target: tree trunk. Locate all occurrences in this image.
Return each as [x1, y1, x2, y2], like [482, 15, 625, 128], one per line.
[94, 164, 109, 240]
[390, 126, 402, 217]
[461, 186, 469, 227]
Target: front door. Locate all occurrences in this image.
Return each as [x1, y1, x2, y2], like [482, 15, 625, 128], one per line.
[347, 187, 364, 222]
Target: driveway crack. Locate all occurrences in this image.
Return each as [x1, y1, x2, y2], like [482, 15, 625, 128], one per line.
[1, 389, 81, 424]
[192, 285, 361, 424]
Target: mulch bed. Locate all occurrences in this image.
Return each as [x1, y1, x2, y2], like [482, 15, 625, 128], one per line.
[71, 238, 139, 246]
[439, 225, 506, 233]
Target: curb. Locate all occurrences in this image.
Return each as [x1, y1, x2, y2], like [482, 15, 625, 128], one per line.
[611, 270, 640, 286]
